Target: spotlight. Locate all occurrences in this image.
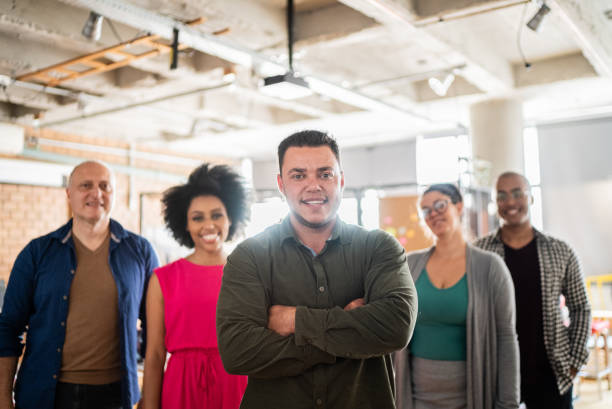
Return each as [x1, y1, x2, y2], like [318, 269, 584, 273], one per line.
[81, 11, 104, 41]
[526, 3, 550, 32]
[428, 73, 455, 97]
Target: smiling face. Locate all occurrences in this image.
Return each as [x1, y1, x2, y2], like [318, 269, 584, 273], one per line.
[186, 195, 231, 256]
[277, 145, 344, 231]
[496, 174, 532, 227]
[420, 190, 463, 239]
[66, 161, 115, 225]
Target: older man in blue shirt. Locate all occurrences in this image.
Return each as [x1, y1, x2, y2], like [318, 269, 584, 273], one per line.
[0, 160, 159, 409]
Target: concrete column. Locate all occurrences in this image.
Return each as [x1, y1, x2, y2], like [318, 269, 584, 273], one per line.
[469, 98, 524, 187]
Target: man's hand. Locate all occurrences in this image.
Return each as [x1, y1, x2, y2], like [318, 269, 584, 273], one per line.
[268, 305, 296, 336]
[344, 298, 365, 311]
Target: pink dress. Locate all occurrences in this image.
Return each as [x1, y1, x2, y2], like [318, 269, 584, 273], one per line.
[155, 258, 247, 409]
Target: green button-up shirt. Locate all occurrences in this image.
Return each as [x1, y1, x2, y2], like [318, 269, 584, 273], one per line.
[217, 217, 417, 409]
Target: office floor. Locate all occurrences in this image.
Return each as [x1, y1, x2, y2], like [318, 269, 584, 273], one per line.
[574, 379, 612, 409]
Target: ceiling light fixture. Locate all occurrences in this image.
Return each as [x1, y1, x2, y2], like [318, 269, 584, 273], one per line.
[428, 73, 455, 97]
[261, 0, 312, 100]
[263, 72, 312, 99]
[81, 11, 104, 41]
[526, 2, 550, 32]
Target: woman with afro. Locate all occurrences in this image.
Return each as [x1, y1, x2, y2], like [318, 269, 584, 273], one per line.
[142, 164, 250, 409]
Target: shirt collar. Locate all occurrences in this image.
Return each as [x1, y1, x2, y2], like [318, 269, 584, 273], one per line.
[52, 218, 127, 245]
[493, 225, 547, 244]
[279, 215, 350, 246]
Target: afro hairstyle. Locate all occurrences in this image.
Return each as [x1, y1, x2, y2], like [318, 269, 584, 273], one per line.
[161, 163, 250, 248]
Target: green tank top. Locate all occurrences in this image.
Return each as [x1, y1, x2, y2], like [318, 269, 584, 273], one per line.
[410, 269, 468, 361]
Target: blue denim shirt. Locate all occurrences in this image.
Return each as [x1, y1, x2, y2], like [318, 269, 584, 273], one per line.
[0, 219, 159, 409]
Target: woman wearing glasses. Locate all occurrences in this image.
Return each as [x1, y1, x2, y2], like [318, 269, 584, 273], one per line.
[394, 183, 519, 409]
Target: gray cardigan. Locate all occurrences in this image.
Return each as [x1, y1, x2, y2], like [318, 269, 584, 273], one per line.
[394, 244, 519, 409]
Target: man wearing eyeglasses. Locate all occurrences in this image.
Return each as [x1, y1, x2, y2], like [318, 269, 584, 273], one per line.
[474, 171, 590, 409]
[0, 161, 159, 409]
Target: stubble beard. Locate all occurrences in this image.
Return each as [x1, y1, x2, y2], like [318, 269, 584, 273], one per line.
[290, 198, 341, 230]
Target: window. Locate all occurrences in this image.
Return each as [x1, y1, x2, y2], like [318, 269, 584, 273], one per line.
[523, 127, 543, 230]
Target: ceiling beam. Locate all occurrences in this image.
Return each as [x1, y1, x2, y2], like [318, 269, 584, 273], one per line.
[550, 0, 612, 77]
[295, 3, 379, 46]
[412, 0, 527, 20]
[58, 0, 434, 122]
[513, 51, 597, 88]
[338, 0, 515, 93]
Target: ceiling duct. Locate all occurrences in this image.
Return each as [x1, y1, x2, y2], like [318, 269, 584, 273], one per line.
[58, 0, 433, 122]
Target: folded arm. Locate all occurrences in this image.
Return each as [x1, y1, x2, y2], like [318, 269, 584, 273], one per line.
[216, 246, 336, 379]
[293, 233, 417, 359]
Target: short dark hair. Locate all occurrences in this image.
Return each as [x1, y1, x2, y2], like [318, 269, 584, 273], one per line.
[161, 164, 250, 248]
[423, 183, 463, 204]
[277, 130, 340, 172]
[497, 171, 531, 189]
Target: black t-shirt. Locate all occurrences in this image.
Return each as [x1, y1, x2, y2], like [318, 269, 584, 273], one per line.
[504, 238, 556, 391]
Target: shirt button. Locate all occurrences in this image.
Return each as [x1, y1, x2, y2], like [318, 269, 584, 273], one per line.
[319, 286, 325, 293]
[60, 321, 65, 327]
[316, 398, 323, 405]
[57, 347, 61, 353]
[62, 295, 67, 300]
[70, 269, 75, 274]
[52, 374, 57, 379]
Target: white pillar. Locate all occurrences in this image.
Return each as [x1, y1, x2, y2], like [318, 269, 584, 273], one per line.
[469, 98, 524, 187]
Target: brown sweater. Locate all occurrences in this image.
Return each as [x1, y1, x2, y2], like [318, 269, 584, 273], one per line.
[59, 233, 121, 384]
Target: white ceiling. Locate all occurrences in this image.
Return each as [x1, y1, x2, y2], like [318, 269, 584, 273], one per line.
[1, 0, 612, 160]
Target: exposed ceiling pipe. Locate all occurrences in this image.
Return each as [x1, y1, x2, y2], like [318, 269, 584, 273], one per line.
[41, 81, 233, 126]
[0, 74, 98, 101]
[58, 0, 434, 123]
[29, 136, 204, 167]
[21, 147, 188, 183]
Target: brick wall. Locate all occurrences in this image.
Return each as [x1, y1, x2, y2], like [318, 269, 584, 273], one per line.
[0, 184, 69, 282]
[0, 126, 235, 282]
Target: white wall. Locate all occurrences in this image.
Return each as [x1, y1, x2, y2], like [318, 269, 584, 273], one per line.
[252, 139, 417, 191]
[538, 117, 612, 276]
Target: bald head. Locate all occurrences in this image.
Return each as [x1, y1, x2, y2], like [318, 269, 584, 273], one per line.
[495, 171, 532, 227]
[66, 161, 115, 225]
[496, 171, 530, 190]
[68, 160, 115, 188]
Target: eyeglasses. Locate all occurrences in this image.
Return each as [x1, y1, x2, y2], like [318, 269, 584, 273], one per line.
[496, 189, 529, 203]
[420, 199, 449, 219]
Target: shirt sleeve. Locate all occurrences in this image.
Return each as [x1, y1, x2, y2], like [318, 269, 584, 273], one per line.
[490, 254, 520, 409]
[139, 238, 160, 358]
[0, 243, 35, 357]
[293, 232, 417, 359]
[216, 245, 336, 379]
[562, 245, 591, 370]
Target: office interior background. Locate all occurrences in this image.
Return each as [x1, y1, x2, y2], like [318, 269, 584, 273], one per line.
[0, 0, 611, 405]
